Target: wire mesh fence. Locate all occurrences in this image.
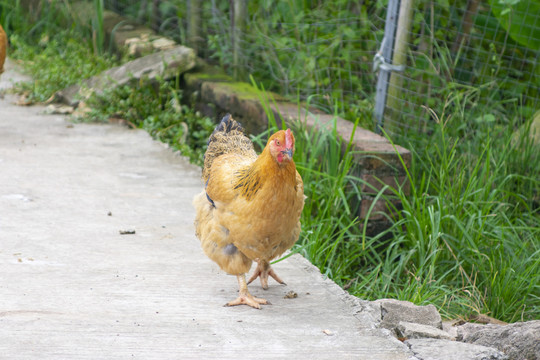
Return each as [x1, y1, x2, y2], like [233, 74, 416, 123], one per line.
[378, 0, 539, 137]
[103, 0, 539, 138]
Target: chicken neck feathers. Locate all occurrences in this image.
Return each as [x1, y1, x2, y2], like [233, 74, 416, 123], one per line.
[202, 114, 256, 183]
[203, 115, 298, 205]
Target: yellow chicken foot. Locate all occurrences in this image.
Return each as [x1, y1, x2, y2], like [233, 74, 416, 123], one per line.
[225, 274, 269, 309]
[247, 260, 286, 290]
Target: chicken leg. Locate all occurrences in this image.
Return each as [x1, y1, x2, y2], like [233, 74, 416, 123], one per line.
[247, 259, 286, 290]
[225, 274, 269, 309]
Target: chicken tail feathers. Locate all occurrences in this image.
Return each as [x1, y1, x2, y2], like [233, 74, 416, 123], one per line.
[202, 114, 255, 182]
[209, 114, 244, 142]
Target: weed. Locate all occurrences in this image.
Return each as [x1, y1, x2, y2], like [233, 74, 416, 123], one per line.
[372, 104, 540, 321]
[9, 30, 118, 103]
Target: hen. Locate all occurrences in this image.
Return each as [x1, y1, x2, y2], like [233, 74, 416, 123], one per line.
[193, 114, 304, 309]
[0, 24, 6, 74]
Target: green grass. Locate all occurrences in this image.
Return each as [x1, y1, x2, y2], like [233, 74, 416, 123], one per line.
[8, 30, 118, 103]
[1, 0, 71, 39]
[1, 0, 115, 102]
[361, 111, 540, 321]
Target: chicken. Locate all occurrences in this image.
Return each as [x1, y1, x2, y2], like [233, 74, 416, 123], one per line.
[193, 114, 304, 309]
[0, 24, 7, 74]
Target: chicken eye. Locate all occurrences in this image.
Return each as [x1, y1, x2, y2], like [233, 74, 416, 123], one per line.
[275, 139, 281, 146]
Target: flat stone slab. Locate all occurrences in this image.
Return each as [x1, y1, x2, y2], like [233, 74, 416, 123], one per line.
[58, 45, 196, 105]
[397, 321, 453, 340]
[0, 61, 412, 359]
[406, 338, 507, 360]
[375, 298, 443, 331]
[458, 321, 540, 360]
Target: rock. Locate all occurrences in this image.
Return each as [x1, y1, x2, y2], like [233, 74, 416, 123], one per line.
[152, 37, 176, 51]
[199, 81, 270, 136]
[123, 35, 176, 57]
[406, 338, 508, 360]
[71, 101, 92, 118]
[374, 299, 442, 331]
[467, 313, 508, 326]
[353, 299, 384, 330]
[458, 321, 540, 360]
[44, 104, 74, 115]
[442, 321, 459, 341]
[457, 322, 490, 340]
[531, 111, 540, 145]
[125, 35, 153, 56]
[397, 321, 453, 340]
[69, 2, 156, 56]
[512, 110, 540, 146]
[58, 45, 196, 106]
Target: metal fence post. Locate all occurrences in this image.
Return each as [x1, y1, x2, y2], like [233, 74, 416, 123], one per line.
[187, 0, 202, 54]
[232, 0, 246, 80]
[151, 0, 161, 34]
[386, 0, 414, 135]
[374, 0, 400, 134]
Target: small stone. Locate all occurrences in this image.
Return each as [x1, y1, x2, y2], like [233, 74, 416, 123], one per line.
[44, 104, 74, 115]
[397, 321, 453, 340]
[119, 229, 136, 235]
[442, 321, 459, 340]
[152, 37, 176, 50]
[72, 101, 92, 118]
[284, 291, 297, 299]
[119, 24, 135, 31]
[374, 299, 443, 330]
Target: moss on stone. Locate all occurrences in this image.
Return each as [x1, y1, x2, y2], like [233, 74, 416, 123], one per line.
[218, 82, 261, 100]
[216, 81, 287, 102]
[187, 72, 233, 82]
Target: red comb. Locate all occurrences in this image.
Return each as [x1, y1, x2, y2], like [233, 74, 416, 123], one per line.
[285, 129, 293, 148]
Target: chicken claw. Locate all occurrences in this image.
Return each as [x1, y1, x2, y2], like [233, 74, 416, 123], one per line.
[225, 274, 269, 309]
[247, 260, 286, 290]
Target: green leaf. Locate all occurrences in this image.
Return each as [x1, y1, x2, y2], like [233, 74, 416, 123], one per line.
[489, 0, 540, 50]
[474, 114, 497, 124]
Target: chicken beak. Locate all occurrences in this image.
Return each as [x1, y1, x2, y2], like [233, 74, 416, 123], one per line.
[284, 148, 293, 159]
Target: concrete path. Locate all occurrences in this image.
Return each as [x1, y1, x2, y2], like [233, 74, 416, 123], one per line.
[0, 61, 412, 359]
